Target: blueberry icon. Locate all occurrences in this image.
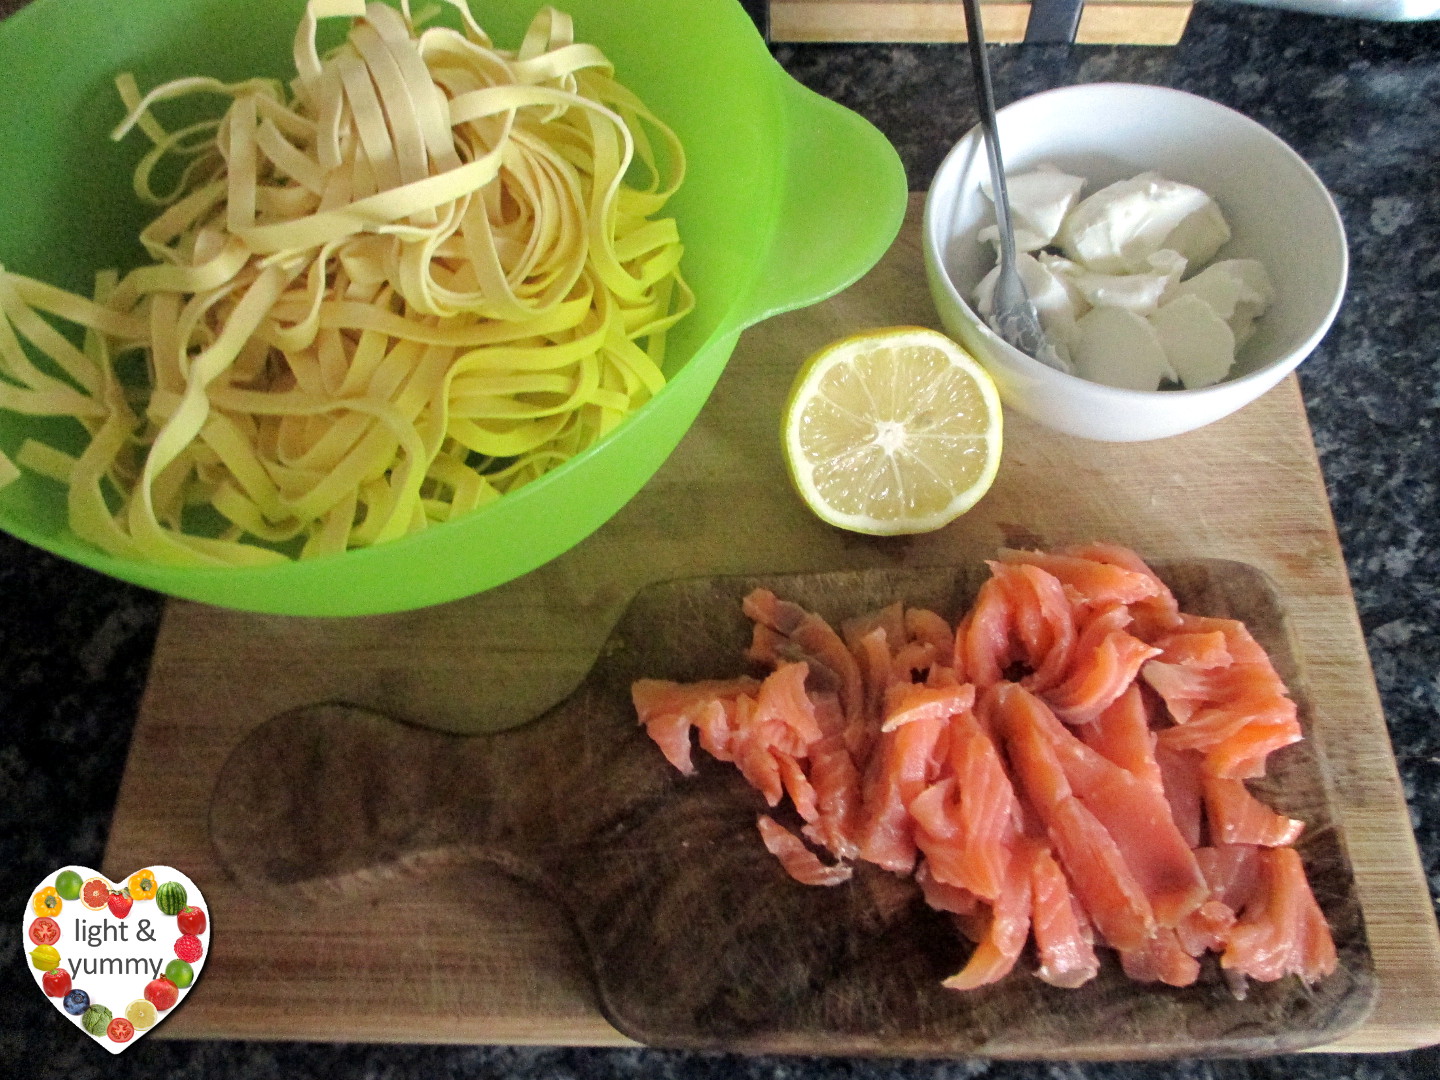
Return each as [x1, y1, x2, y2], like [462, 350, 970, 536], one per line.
[63, 989, 89, 1015]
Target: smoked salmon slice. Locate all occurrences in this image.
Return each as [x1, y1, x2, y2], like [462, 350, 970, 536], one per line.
[1155, 696, 1297, 754]
[744, 588, 866, 726]
[1057, 540, 1183, 637]
[1206, 713, 1304, 780]
[953, 576, 1013, 689]
[756, 815, 853, 887]
[1223, 846, 1338, 986]
[631, 676, 762, 774]
[802, 733, 864, 860]
[776, 752, 819, 823]
[1153, 630, 1232, 669]
[881, 680, 976, 733]
[1045, 620, 1162, 725]
[1157, 700, 1303, 782]
[1202, 774, 1305, 847]
[1142, 659, 1287, 725]
[909, 777, 968, 888]
[1169, 613, 1272, 666]
[1154, 744, 1205, 849]
[1119, 928, 1201, 987]
[1176, 899, 1238, 959]
[997, 547, 1163, 610]
[751, 661, 825, 747]
[941, 838, 1035, 990]
[842, 601, 906, 659]
[850, 626, 895, 750]
[997, 683, 1157, 951]
[1144, 639, 1301, 780]
[994, 561, 1078, 693]
[905, 606, 956, 663]
[916, 861, 983, 917]
[853, 710, 947, 873]
[1176, 844, 1261, 956]
[1198, 844, 1265, 912]
[734, 707, 786, 807]
[1081, 684, 1165, 794]
[909, 707, 1019, 901]
[1013, 684, 1208, 928]
[1030, 842, 1101, 988]
[948, 706, 1023, 898]
[952, 562, 1077, 693]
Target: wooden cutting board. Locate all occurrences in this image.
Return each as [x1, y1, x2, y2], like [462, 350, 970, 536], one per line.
[103, 194, 1440, 1053]
[205, 561, 1375, 1057]
[767, 0, 1195, 46]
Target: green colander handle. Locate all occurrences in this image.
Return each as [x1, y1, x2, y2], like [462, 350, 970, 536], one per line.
[739, 76, 909, 329]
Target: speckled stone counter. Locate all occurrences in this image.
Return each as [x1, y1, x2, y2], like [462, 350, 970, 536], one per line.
[1, 1, 1437, 1077]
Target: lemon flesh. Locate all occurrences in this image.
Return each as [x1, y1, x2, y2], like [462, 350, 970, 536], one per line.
[783, 328, 1002, 535]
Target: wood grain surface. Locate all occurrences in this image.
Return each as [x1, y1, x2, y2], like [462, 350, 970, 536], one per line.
[103, 195, 1440, 1053]
[206, 561, 1375, 1057]
[767, 0, 1195, 46]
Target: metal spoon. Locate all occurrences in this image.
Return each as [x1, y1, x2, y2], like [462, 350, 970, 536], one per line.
[959, 0, 1068, 372]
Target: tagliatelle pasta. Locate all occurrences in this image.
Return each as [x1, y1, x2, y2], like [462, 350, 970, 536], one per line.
[0, 0, 690, 566]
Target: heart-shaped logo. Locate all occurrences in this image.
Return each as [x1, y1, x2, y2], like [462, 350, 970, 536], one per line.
[24, 866, 209, 1053]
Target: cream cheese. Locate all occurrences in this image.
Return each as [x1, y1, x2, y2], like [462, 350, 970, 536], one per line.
[1070, 307, 1176, 392]
[1045, 248, 1187, 316]
[1149, 294, 1238, 389]
[978, 163, 1086, 253]
[1058, 172, 1231, 274]
[973, 168, 1271, 392]
[1169, 258, 1274, 346]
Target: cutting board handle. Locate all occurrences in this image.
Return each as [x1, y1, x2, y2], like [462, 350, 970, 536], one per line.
[208, 697, 667, 896]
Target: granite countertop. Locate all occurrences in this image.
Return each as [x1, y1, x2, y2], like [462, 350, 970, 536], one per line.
[1, 1, 1437, 1077]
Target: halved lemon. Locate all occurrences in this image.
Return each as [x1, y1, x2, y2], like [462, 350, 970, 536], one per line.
[782, 327, 1002, 535]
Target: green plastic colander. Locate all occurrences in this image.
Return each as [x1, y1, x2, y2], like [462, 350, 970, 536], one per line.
[0, 0, 906, 615]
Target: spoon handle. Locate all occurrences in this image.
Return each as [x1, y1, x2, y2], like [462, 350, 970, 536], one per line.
[960, 0, 1016, 270]
[956, 2, 1069, 374]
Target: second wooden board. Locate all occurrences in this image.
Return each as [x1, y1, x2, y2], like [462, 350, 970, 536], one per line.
[767, 0, 1195, 46]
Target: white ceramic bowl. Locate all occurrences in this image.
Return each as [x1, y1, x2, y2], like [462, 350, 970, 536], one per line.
[923, 83, 1348, 442]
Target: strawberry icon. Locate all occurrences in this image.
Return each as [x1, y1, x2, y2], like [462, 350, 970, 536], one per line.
[108, 889, 134, 919]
